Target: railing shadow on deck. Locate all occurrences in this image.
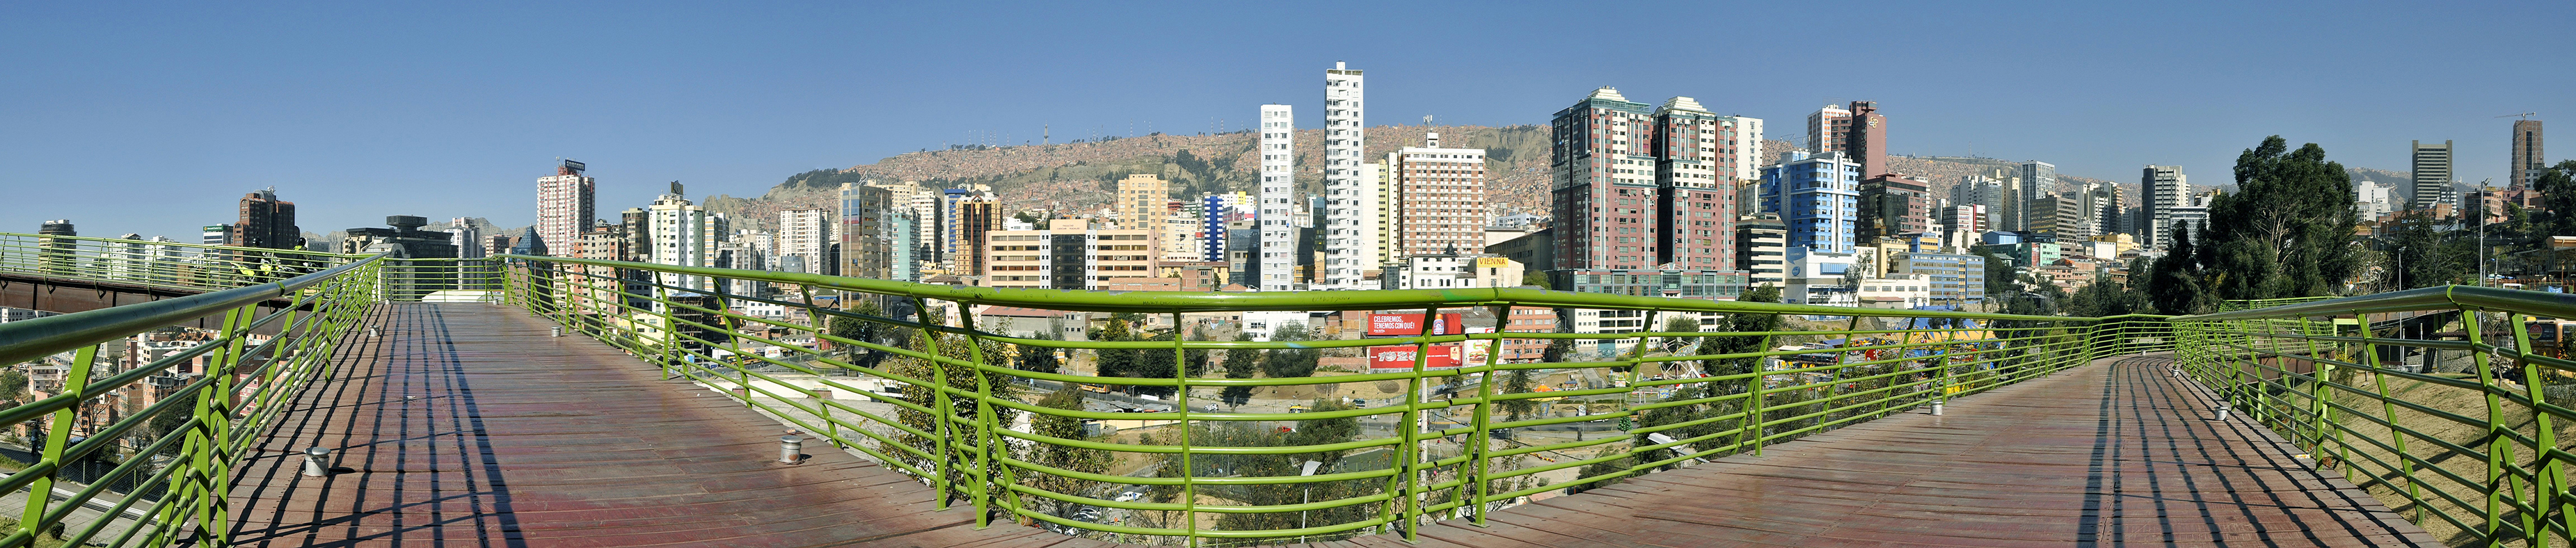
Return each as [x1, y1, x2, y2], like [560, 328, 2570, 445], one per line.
[492, 254, 2178, 546]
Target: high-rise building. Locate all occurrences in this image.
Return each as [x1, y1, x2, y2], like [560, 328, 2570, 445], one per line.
[2142, 165, 2187, 248]
[1160, 198, 1204, 264]
[838, 183, 894, 282]
[1857, 175, 1932, 240]
[1117, 174, 1169, 232]
[884, 210, 918, 283]
[864, 181, 937, 276]
[536, 160, 595, 257]
[982, 218, 1153, 291]
[2017, 161, 2056, 231]
[232, 188, 300, 250]
[2410, 140, 2455, 211]
[1845, 101, 1888, 177]
[1257, 104, 1296, 291]
[955, 195, 1001, 278]
[1321, 62, 1368, 289]
[2513, 120, 2545, 189]
[34, 220, 76, 275]
[776, 209, 832, 275]
[1652, 98, 1735, 270]
[2090, 183, 2127, 238]
[1722, 115, 1765, 184]
[2026, 192, 2089, 239]
[1807, 104, 1852, 154]
[447, 218, 485, 259]
[649, 188, 711, 292]
[1388, 132, 1489, 258]
[1950, 175, 2007, 230]
[1200, 194, 1234, 263]
[2168, 190, 2217, 245]
[619, 208, 651, 263]
[1550, 87, 1660, 271]
[1939, 204, 1987, 234]
[1735, 213, 1787, 289]
[1352, 162, 1383, 268]
[1760, 151, 1862, 254]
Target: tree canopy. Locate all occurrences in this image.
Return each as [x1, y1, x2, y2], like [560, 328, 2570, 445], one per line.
[2200, 136, 2362, 300]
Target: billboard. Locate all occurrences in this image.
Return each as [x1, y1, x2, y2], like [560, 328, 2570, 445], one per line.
[1369, 344, 1461, 370]
[1367, 313, 1467, 337]
[1367, 343, 1488, 371]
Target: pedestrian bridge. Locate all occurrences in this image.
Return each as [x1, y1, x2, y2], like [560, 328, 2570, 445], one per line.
[0, 232, 2558, 547]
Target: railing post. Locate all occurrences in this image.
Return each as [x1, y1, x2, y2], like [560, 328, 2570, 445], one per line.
[2504, 312, 2563, 545]
[2354, 312, 2425, 523]
[2300, 316, 2333, 455]
[2460, 309, 2515, 543]
[1168, 312, 1196, 547]
[1466, 304, 1509, 526]
[653, 284, 681, 380]
[956, 305, 1004, 529]
[1744, 331, 1776, 456]
[16, 344, 97, 544]
[909, 297, 956, 512]
[1392, 305, 1436, 542]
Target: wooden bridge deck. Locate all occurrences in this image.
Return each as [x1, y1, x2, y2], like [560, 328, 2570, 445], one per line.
[227, 303, 1104, 547]
[228, 303, 2438, 547]
[1381, 354, 2444, 548]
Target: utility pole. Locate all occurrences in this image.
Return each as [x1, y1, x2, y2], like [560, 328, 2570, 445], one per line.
[2478, 178, 2491, 287]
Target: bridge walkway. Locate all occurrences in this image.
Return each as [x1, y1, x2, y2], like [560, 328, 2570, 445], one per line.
[224, 303, 1105, 547]
[223, 303, 2438, 547]
[1443, 353, 2442, 548]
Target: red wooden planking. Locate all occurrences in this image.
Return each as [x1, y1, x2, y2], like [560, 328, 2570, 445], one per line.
[220, 305, 2442, 547]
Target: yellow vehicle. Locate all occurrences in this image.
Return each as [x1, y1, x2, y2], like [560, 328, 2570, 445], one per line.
[1079, 384, 1111, 394]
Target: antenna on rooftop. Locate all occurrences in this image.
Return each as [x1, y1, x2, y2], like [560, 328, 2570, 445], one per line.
[2498, 112, 2538, 120]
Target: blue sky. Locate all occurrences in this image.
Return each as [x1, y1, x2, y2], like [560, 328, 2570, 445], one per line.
[4, 1, 2569, 240]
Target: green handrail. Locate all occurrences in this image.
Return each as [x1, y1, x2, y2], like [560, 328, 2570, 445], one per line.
[2176, 284, 2576, 547]
[0, 248, 385, 547]
[493, 253, 2175, 545]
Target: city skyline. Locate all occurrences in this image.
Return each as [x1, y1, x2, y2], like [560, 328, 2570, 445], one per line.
[5, 1, 2570, 239]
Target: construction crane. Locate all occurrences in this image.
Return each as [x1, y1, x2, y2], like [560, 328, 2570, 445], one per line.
[2499, 112, 2538, 120]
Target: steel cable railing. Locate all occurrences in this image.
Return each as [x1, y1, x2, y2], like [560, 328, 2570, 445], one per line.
[495, 255, 2175, 545]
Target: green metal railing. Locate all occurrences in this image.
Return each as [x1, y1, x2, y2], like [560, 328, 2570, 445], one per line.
[498, 254, 2176, 545]
[0, 252, 385, 547]
[0, 232, 350, 293]
[2178, 286, 2576, 547]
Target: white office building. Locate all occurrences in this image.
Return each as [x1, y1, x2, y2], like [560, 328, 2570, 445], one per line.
[2142, 165, 2187, 248]
[1258, 104, 1296, 291]
[1322, 62, 1368, 289]
[776, 209, 831, 274]
[647, 193, 710, 292]
[1724, 115, 1765, 184]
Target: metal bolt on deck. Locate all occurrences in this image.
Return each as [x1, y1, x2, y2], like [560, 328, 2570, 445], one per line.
[302, 447, 331, 477]
[779, 435, 803, 465]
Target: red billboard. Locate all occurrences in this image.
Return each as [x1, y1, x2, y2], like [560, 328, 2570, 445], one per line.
[1367, 313, 1467, 337]
[1367, 344, 1490, 371]
[1369, 344, 1462, 370]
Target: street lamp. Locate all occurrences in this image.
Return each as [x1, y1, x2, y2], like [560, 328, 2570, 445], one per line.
[1299, 460, 1324, 540]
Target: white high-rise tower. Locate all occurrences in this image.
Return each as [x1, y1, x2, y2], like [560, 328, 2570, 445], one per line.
[1259, 104, 1296, 291]
[1322, 62, 1367, 289]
